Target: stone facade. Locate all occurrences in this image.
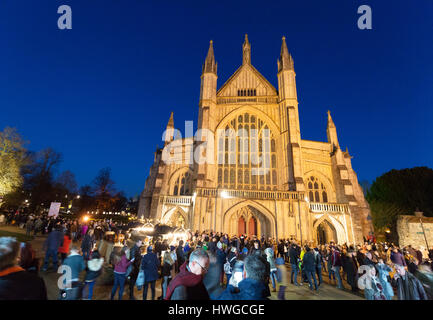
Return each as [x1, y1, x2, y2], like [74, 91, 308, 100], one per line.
[397, 213, 433, 250]
[138, 35, 374, 244]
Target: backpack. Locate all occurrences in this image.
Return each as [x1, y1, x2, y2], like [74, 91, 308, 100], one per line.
[224, 256, 236, 274]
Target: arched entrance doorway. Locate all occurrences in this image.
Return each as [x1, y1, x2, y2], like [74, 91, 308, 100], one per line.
[248, 217, 257, 237]
[238, 216, 246, 235]
[162, 208, 187, 228]
[225, 203, 273, 238]
[316, 219, 337, 244]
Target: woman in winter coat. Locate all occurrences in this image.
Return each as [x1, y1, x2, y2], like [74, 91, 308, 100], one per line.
[376, 259, 394, 300]
[265, 247, 277, 292]
[160, 251, 174, 299]
[343, 251, 359, 292]
[58, 232, 72, 263]
[111, 246, 134, 300]
[357, 265, 386, 300]
[82, 251, 104, 300]
[140, 245, 160, 300]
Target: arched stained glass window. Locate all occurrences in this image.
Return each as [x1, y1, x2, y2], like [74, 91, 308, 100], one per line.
[306, 176, 328, 203]
[172, 170, 193, 196]
[217, 113, 277, 190]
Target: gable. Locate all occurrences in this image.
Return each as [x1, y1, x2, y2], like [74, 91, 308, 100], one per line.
[217, 64, 277, 97]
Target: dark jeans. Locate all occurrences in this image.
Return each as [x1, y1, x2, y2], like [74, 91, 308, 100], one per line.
[278, 285, 286, 300]
[291, 264, 299, 285]
[43, 249, 58, 270]
[305, 270, 318, 290]
[143, 281, 156, 300]
[316, 266, 323, 284]
[82, 281, 96, 300]
[328, 266, 335, 280]
[129, 275, 137, 299]
[111, 272, 126, 300]
[82, 249, 91, 261]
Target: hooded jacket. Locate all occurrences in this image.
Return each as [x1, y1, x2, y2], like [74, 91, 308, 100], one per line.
[62, 252, 86, 281]
[217, 278, 269, 300]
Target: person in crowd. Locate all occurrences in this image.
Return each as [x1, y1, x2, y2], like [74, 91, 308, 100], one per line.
[392, 264, 428, 300]
[42, 225, 64, 272]
[414, 263, 433, 300]
[224, 247, 237, 285]
[81, 229, 94, 261]
[302, 246, 318, 291]
[82, 250, 104, 300]
[357, 264, 386, 300]
[19, 242, 39, 274]
[275, 257, 287, 300]
[343, 250, 359, 293]
[313, 247, 323, 286]
[165, 248, 210, 300]
[215, 241, 226, 286]
[111, 246, 134, 300]
[390, 246, 407, 268]
[141, 245, 160, 300]
[160, 251, 174, 300]
[203, 250, 225, 299]
[376, 258, 394, 300]
[25, 217, 34, 237]
[330, 245, 344, 289]
[58, 231, 72, 263]
[217, 254, 270, 300]
[264, 247, 277, 292]
[70, 221, 78, 241]
[128, 239, 143, 300]
[0, 237, 47, 300]
[175, 240, 185, 273]
[33, 217, 43, 236]
[60, 243, 86, 300]
[289, 241, 301, 286]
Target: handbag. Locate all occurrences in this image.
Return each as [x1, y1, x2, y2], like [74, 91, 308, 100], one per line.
[136, 270, 145, 290]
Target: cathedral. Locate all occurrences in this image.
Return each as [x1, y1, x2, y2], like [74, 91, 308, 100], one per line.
[138, 35, 374, 245]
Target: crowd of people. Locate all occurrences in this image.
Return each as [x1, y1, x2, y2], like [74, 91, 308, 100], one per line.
[0, 211, 433, 301]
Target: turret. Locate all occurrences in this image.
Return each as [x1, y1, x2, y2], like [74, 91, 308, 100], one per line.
[277, 36, 297, 101]
[327, 110, 340, 150]
[199, 40, 218, 104]
[242, 34, 251, 65]
[164, 112, 174, 145]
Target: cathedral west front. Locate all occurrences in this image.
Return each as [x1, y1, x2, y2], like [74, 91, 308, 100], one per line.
[138, 35, 374, 245]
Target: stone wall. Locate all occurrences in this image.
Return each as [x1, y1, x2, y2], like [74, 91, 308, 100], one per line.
[397, 214, 433, 249]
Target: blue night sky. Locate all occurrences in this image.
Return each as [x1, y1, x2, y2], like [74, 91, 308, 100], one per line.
[0, 1, 432, 197]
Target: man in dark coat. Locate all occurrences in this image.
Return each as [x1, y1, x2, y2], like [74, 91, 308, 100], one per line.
[289, 242, 301, 286]
[343, 251, 359, 292]
[42, 225, 64, 271]
[141, 246, 160, 300]
[128, 239, 142, 300]
[302, 247, 318, 290]
[392, 265, 428, 300]
[217, 254, 270, 300]
[175, 240, 185, 273]
[165, 249, 210, 300]
[0, 237, 47, 300]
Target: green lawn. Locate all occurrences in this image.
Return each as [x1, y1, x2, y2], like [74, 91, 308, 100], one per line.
[0, 230, 34, 242]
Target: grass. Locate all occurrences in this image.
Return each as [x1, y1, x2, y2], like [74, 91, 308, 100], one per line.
[0, 230, 34, 242]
